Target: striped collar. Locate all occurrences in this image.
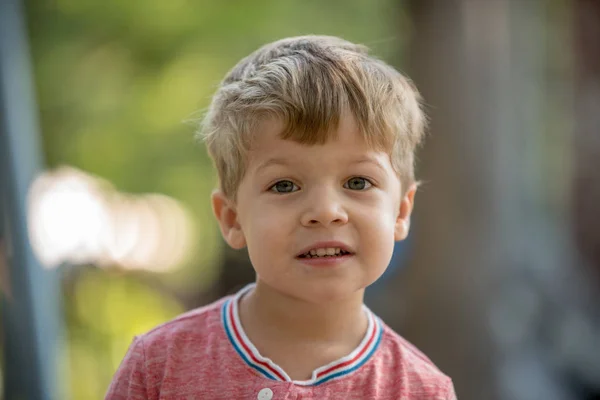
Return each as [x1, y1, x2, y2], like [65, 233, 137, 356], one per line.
[221, 284, 383, 386]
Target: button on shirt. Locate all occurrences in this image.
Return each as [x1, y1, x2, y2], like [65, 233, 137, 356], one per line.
[257, 387, 273, 400]
[106, 285, 457, 399]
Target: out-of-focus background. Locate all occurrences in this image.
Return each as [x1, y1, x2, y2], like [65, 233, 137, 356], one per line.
[1, 0, 599, 399]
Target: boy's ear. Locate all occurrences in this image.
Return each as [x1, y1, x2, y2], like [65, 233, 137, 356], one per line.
[211, 189, 246, 249]
[394, 184, 417, 241]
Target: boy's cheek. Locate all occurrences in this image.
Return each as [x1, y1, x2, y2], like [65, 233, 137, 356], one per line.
[245, 212, 290, 238]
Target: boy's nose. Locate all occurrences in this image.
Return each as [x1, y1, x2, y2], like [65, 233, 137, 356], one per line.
[300, 190, 349, 227]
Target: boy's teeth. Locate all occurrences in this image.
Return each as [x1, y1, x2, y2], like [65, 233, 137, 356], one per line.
[305, 247, 343, 258]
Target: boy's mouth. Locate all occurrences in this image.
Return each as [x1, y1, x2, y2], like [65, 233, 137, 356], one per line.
[297, 247, 352, 259]
[295, 242, 354, 259]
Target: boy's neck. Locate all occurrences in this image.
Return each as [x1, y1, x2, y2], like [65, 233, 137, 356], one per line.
[239, 280, 368, 346]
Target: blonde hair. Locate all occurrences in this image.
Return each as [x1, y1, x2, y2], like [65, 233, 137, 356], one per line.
[198, 35, 426, 200]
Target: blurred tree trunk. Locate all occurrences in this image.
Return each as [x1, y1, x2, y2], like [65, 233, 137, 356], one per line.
[568, 1, 600, 395]
[401, 3, 500, 398]
[399, 1, 551, 399]
[573, 0, 600, 284]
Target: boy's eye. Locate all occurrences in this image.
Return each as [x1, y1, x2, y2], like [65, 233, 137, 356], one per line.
[269, 180, 299, 193]
[344, 177, 372, 191]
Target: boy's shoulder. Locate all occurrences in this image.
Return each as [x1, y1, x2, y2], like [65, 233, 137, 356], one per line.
[379, 320, 443, 372]
[138, 294, 228, 347]
[373, 320, 455, 395]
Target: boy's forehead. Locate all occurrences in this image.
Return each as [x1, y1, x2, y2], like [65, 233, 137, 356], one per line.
[246, 118, 392, 172]
[248, 113, 369, 152]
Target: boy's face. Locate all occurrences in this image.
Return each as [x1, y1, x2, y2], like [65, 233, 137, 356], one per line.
[212, 114, 416, 303]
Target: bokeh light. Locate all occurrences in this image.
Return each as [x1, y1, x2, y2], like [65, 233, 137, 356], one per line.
[28, 166, 194, 272]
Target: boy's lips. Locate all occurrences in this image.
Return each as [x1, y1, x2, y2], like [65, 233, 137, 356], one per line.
[295, 241, 355, 258]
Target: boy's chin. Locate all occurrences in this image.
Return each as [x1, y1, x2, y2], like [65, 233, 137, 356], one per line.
[309, 289, 364, 304]
[279, 281, 367, 305]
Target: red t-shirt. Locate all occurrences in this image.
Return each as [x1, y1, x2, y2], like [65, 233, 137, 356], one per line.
[106, 285, 456, 399]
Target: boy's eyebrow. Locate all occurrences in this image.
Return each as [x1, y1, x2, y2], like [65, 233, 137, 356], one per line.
[255, 157, 290, 173]
[350, 156, 388, 172]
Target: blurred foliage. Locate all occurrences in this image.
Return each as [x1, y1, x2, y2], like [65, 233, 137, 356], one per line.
[63, 268, 183, 399]
[24, 0, 406, 397]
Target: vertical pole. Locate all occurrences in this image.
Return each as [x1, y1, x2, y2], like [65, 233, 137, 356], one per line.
[0, 0, 63, 399]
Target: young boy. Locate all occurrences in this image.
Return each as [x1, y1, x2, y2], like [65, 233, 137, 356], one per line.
[106, 35, 457, 399]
